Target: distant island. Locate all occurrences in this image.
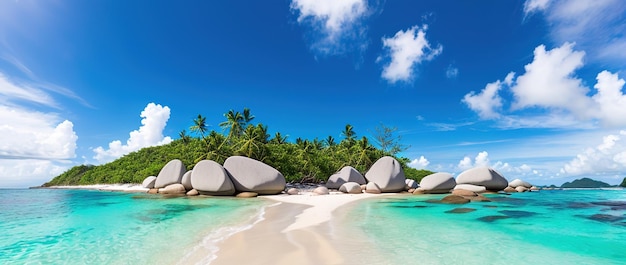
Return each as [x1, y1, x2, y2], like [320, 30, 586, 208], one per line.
[561, 178, 612, 188]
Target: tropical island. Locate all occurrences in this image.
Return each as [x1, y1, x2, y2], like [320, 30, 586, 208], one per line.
[44, 108, 433, 187]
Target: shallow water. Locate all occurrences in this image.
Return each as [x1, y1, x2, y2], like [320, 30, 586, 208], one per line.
[342, 189, 626, 265]
[0, 189, 268, 265]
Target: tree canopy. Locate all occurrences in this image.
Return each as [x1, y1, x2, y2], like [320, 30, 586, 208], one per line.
[44, 108, 433, 186]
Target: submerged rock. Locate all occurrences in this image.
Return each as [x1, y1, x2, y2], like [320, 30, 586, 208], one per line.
[365, 156, 406, 192]
[445, 208, 476, 214]
[587, 214, 625, 223]
[154, 159, 186, 189]
[477, 215, 510, 222]
[499, 210, 536, 218]
[440, 195, 470, 204]
[452, 189, 478, 197]
[159, 184, 186, 195]
[224, 156, 286, 195]
[326, 166, 366, 189]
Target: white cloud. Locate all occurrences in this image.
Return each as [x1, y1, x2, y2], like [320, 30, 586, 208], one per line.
[511, 43, 592, 119]
[0, 159, 68, 188]
[592, 71, 626, 127]
[561, 130, 626, 176]
[523, 0, 552, 14]
[474, 151, 490, 167]
[379, 25, 442, 83]
[446, 64, 459, 79]
[408, 156, 430, 169]
[456, 151, 534, 179]
[0, 105, 77, 159]
[458, 156, 473, 171]
[0, 72, 57, 108]
[290, 0, 370, 55]
[93, 103, 172, 164]
[465, 43, 626, 128]
[527, 0, 626, 66]
[462, 73, 514, 119]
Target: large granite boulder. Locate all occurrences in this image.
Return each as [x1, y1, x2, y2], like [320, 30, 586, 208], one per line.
[365, 182, 382, 194]
[326, 166, 366, 189]
[454, 184, 487, 193]
[190, 160, 236, 196]
[419, 173, 456, 194]
[154, 159, 186, 189]
[142, 176, 157, 189]
[364, 156, 406, 192]
[181, 170, 193, 191]
[159, 183, 186, 195]
[223, 156, 286, 195]
[405, 179, 418, 190]
[509, 179, 532, 188]
[456, 167, 508, 191]
[339, 182, 362, 194]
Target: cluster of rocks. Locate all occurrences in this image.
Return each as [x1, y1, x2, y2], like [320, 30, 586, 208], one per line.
[141, 156, 285, 197]
[504, 179, 540, 192]
[317, 156, 406, 195]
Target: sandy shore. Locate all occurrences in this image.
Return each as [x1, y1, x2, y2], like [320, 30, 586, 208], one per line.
[208, 191, 391, 265]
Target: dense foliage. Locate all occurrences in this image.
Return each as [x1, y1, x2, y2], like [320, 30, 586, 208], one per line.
[621, 177, 626, 188]
[44, 109, 434, 186]
[561, 178, 611, 188]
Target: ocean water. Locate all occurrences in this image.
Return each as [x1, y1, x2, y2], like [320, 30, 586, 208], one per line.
[0, 189, 269, 265]
[340, 189, 626, 265]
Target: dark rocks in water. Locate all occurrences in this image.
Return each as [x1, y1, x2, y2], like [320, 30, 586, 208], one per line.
[441, 195, 471, 204]
[587, 214, 625, 223]
[478, 215, 510, 222]
[591, 201, 626, 207]
[483, 205, 498, 208]
[446, 208, 476, 214]
[566, 202, 596, 209]
[499, 210, 536, 218]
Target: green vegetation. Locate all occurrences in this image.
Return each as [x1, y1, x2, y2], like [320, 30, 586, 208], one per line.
[620, 177, 626, 187]
[44, 109, 434, 186]
[561, 178, 611, 188]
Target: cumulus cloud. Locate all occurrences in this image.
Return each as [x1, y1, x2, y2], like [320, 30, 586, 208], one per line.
[464, 43, 626, 128]
[408, 156, 430, 169]
[457, 151, 534, 178]
[0, 159, 68, 188]
[463, 73, 514, 119]
[0, 106, 77, 160]
[93, 103, 172, 164]
[291, 0, 370, 55]
[525, 0, 626, 65]
[561, 131, 626, 176]
[378, 25, 442, 83]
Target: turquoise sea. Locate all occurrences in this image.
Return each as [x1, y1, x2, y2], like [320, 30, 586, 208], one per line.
[339, 189, 626, 265]
[2, 189, 625, 264]
[0, 189, 270, 265]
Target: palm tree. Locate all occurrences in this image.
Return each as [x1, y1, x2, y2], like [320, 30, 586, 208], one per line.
[219, 110, 244, 139]
[271, 132, 288, 144]
[179, 129, 191, 144]
[237, 125, 267, 161]
[355, 136, 375, 171]
[341, 124, 356, 146]
[190, 114, 208, 139]
[243, 107, 255, 125]
[325, 135, 336, 147]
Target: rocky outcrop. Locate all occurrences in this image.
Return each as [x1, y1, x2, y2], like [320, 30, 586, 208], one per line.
[419, 173, 456, 194]
[509, 179, 532, 188]
[441, 195, 470, 204]
[142, 176, 157, 189]
[154, 159, 186, 189]
[223, 156, 286, 195]
[515, 186, 529, 192]
[364, 156, 406, 192]
[405, 179, 418, 190]
[456, 167, 508, 191]
[365, 182, 382, 194]
[454, 184, 487, 193]
[504, 186, 516, 192]
[339, 182, 362, 194]
[186, 189, 199, 196]
[236, 192, 258, 198]
[159, 183, 186, 195]
[181, 171, 193, 191]
[326, 166, 366, 189]
[191, 160, 236, 196]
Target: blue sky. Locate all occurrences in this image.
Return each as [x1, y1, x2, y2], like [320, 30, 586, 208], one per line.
[1, 0, 626, 188]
